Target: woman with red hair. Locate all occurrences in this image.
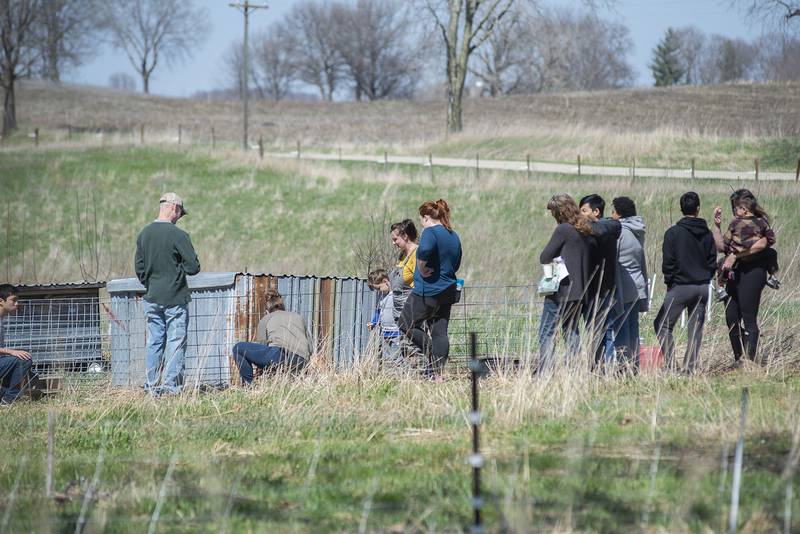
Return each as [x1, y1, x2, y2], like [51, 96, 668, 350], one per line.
[398, 199, 462, 379]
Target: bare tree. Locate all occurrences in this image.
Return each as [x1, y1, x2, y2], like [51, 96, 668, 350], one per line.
[673, 26, 706, 85]
[698, 35, 757, 84]
[222, 39, 264, 99]
[331, 0, 419, 100]
[421, 0, 517, 133]
[97, 0, 209, 94]
[1, 0, 38, 136]
[252, 26, 295, 101]
[109, 72, 135, 92]
[35, 0, 101, 82]
[421, 1, 614, 132]
[489, 7, 633, 94]
[755, 32, 800, 80]
[560, 13, 634, 90]
[283, 1, 342, 101]
[468, 7, 526, 96]
[732, 0, 800, 24]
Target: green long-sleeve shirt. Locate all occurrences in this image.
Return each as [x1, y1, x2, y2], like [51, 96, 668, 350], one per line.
[135, 221, 201, 306]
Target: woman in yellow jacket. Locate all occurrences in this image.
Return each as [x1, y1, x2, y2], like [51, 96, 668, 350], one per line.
[389, 219, 418, 322]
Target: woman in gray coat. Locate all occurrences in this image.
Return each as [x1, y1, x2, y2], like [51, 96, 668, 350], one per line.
[611, 197, 649, 367]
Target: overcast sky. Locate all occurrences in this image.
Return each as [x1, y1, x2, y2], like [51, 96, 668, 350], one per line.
[67, 0, 763, 98]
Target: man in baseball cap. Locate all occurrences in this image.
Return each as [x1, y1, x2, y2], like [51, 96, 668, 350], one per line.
[159, 192, 187, 217]
[135, 192, 200, 396]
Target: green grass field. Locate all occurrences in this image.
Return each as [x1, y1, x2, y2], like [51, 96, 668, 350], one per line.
[1, 369, 799, 532]
[2, 143, 800, 532]
[3, 144, 800, 285]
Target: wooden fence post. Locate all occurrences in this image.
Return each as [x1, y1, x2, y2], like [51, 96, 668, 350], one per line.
[140, 124, 144, 144]
[34, 128, 39, 147]
[296, 140, 300, 159]
[577, 154, 581, 176]
[754, 158, 759, 181]
[526, 154, 531, 180]
[211, 126, 215, 149]
[796, 158, 800, 182]
[67, 125, 72, 141]
[632, 156, 636, 179]
[258, 135, 263, 159]
[384, 151, 388, 172]
[691, 158, 696, 179]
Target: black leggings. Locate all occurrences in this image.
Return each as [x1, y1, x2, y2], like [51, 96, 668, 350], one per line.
[398, 285, 456, 375]
[725, 264, 766, 361]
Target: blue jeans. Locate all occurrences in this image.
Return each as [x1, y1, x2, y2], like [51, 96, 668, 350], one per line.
[0, 355, 32, 403]
[613, 304, 641, 368]
[538, 299, 581, 374]
[232, 342, 306, 384]
[583, 293, 616, 366]
[143, 300, 189, 394]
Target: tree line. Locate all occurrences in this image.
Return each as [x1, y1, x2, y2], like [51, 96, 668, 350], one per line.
[650, 26, 800, 87]
[2, 0, 799, 137]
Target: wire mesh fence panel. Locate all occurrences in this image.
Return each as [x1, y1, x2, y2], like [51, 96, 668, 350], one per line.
[3, 297, 103, 374]
[449, 285, 542, 366]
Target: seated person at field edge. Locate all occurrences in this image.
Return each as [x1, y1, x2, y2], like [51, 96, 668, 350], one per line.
[0, 284, 33, 406]
[232, 288, 312, 384]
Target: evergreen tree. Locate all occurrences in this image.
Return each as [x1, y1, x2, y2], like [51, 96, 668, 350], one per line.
[650, 28, 685, 86]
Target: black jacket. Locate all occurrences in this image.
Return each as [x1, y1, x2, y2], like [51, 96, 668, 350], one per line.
[661, 217, 717, 287]
[588, 218, 621, 297]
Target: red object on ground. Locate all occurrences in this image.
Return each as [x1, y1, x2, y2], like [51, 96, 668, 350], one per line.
[639, 345, 663, 372]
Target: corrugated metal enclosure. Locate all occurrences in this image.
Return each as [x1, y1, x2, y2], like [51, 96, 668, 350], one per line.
[105, 272, 377, 387]
[3, 282, 105, 373]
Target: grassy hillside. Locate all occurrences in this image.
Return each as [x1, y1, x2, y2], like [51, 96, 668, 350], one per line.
[8, 80, 800, 171]
[3, 144, 800, 286]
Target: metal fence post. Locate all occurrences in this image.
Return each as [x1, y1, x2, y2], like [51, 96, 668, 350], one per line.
[468, 332, 485, 534]
[728, 387, 749, 534]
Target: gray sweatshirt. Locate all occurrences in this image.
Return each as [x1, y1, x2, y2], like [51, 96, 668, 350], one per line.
[615, 216, 649, 310]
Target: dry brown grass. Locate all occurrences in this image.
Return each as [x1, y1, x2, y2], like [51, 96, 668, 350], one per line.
[14, 79, 800, 148]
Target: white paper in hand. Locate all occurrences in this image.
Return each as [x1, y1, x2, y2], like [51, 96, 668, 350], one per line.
[553, 256, 570, 283]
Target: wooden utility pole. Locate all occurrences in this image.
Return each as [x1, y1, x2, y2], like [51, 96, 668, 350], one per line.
[229, 1, 269, 151]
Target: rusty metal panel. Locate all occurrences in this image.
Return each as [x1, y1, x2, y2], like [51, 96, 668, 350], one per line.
[317, 278, 334, 360]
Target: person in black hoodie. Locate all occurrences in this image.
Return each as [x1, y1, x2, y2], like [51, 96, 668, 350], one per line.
[579, 194, 622, 367]
[654, 192, 717, 373]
